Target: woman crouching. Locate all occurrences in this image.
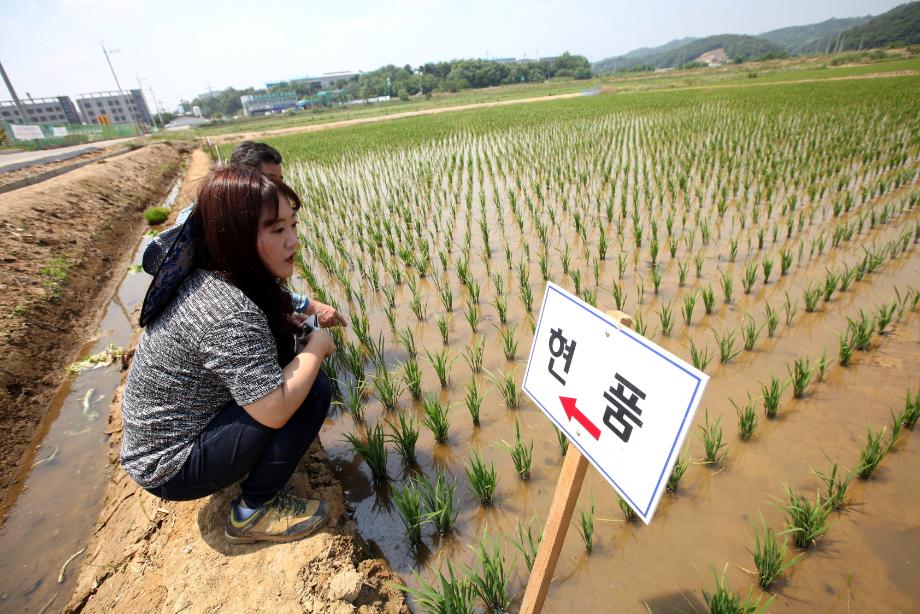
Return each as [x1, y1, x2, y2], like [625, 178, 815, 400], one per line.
[121, 166, 336, 544]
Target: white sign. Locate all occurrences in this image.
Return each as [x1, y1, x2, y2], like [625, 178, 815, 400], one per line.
[523, 282, 709, 524]
[52, 126, 69, 137]
[10, 124, 45, 140]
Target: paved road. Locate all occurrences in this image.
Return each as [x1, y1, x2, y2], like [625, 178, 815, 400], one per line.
[0, 137, 136, 173]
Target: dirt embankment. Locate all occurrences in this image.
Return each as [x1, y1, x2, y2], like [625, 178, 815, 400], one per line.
[0, 142, 186, 507]
[62, 151, 407, 613]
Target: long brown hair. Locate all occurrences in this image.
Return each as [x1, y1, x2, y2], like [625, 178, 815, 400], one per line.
[190, 166, 303, 357]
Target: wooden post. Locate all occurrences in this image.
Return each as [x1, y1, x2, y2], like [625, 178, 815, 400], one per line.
[519, 447, 588, 614]
[519, 310, 632, 614]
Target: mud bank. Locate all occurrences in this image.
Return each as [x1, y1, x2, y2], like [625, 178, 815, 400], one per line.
[61, 151, 407, 613]
[0, 142, 187, 507]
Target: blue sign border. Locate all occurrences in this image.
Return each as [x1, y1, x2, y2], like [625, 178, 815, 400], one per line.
[523, 284, 704, 520]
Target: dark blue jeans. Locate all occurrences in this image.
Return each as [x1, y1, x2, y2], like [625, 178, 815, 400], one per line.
[147, 371, 332, 507]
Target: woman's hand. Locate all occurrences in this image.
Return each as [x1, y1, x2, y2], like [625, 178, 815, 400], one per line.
[306, 300, 347, 328]
[304, 329, 336, 358]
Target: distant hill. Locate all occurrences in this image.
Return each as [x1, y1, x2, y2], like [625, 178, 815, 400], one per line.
[837, 2, 920, 50]
[593, 34, 783, 73]
[760, 16, 871, 54]
[593, 2, 919, 75]
[621, 37, 699, 61]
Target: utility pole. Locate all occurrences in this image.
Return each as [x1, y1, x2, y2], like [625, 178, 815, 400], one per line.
[0, 60, 29, 124]
[138, 75, 164, 129]
[102, 41, 142, 134]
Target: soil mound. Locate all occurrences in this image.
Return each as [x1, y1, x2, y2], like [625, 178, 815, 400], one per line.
[0, 142, 185, 508]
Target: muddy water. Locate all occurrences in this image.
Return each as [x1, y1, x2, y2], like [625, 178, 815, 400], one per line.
[309, 163, 920, 610]
[0, 184, 179, 612]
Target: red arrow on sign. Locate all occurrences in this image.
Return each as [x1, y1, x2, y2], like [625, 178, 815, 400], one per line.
[560, 396, 601, 440]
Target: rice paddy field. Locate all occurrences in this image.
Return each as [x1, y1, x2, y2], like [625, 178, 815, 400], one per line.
[267, 74, 919, 612]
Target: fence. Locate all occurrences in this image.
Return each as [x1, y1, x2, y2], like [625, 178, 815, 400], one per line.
[1, 121, 140, 150]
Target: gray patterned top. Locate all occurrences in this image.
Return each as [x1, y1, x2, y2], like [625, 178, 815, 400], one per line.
[121, 269, 283, 488]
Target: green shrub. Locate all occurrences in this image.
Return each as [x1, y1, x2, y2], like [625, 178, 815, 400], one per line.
[144, 206, 170, 225]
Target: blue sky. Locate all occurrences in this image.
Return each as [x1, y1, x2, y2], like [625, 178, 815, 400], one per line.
[0, 0, 905, 111]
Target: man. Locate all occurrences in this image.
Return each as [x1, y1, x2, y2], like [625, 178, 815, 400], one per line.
[142, 141, 345, 327]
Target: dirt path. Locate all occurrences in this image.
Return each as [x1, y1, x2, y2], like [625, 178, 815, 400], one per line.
[0, 142, 186, 510]
[62, 151, 407, 613]
[213, 91, 584, 144]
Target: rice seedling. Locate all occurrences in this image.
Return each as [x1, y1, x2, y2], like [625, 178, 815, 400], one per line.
[838, 331, 854, 366]
[815, 352, 828, 382]
[374, 367, 404, 411]
[651, 265, 663, 295]
[396, 326, 417, 360]
[719, 270, 733, 303]
[401, 359, 423, 400]
[618, 495, 637, 521]
[702, 564, 774, 613]
[839, 265, 856, 292]
[749, 517, 803, 589]
[846, 310, 874, 350]
[493, 294, 508, 325]
[344, 422, 388, 483]
[666, 452, 690, 493]
[741, 316, 762, 351]
[464, 379, 483, 426]
[634, 309, 648, 336]
[742, 261, 758, 294]
[777, 485, 832, 549]
[681, 292, 697, 325]
[465, 535, 512, 611]
[763, 301, 779, 337]
[611, 279, 627, 310]
[397, 563, 475, 614]
[463, 337, 485, 374]
[387, 411, 419, 466]
[463, 299, 480, 333]
[698, 410, 726, 465]
[392, 479, 424, 544]
[900, 385, 920, 428]
[712, 327, 741, 364]
[788, 357, 813, 399]
[520, 283, 534, 312]
[426, 347, 455, 388]
[465, 451, 497, 505]
[658, 300, 675, 336]
[812, 460, 854, 511]
[436, 315, 449, 345]
[702, 285, 715, 314]
[762, 257, 774, 284]
[732, 394, 758, 440]
[803, 284, 821, 312]
[783, 290, 798, 324]
[677, 259, 690, 286]
[499, 324, 518, 361]
[822, 268, 838, 302]
[410, 288, 427, 320]
[575, 497, 595, 553]
[694, 252, 705, 278]
[780, 247, 793, 275]
[490, 369, 521, 409]
[436, 277, 454, 312]
[512, 519, 541, 571]
[340, 341, 366, 382]
[501, 421, 533, 479]
[341, 378, 368, 425]
[419, 467, 458, 534]
[554, 425, 570, 456]
[876, 300, 896, 334]
[422, 395, 451, 443]
[689, 338, 713, 372]
[856, 424, 889, 479]
[467, 279, 481, 304]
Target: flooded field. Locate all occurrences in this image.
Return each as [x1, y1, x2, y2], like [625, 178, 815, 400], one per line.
[274, 76, 920, 611]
